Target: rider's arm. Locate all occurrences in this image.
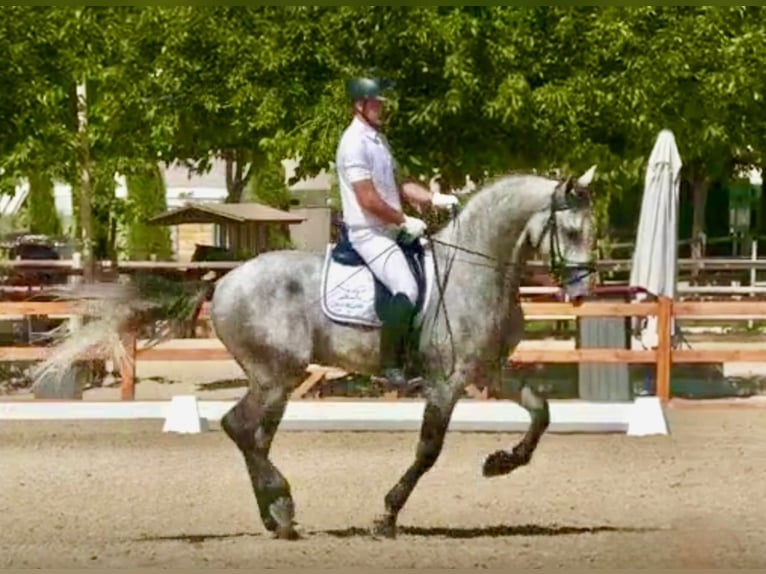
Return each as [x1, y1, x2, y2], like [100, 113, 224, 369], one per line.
[343, 142, 406, 226]
[390, 154, 433, 209]
[399, 179, 434, 209]
[352, 179, 406, 225]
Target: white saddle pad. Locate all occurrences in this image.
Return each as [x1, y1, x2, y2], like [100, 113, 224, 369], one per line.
[319, 244, 435, 328]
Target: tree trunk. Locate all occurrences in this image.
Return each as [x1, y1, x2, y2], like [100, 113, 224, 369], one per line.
[90, 166, 119, 263]
[690, 174, 708, 284]
[76, 81, 96, 283]
[224, 149, 257, 203]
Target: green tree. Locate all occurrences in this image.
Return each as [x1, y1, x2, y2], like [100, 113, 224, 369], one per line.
[26, 172, 62, 237]
[141, 7, 325, 203]
[621, 7, 747, 257]
[125, 163, 173, 261]
[4, 6, 765, 260]
[246, 161, 294, 250]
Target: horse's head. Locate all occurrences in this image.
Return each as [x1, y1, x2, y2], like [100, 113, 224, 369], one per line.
[524, 165, 596, 300]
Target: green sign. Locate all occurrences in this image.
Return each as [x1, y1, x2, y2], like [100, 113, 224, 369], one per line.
[728, 180, 759, 233]
[728, 181, 756, 209]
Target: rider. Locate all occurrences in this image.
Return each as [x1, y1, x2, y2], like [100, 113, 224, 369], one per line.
[335, 76, 459, 389]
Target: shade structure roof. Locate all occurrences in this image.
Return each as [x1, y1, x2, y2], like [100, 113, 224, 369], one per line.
[148, 201, 306, 226]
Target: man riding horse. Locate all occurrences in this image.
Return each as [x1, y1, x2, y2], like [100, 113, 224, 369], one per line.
[335, 76, 459, 389]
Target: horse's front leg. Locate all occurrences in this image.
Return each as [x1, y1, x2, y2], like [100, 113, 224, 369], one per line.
[482, 382, 550, 477]
[372, 378, 463, 538]
[221, 386, 298, 539]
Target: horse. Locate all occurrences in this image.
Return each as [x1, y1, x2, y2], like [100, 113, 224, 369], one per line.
[31, 165, 598, 540]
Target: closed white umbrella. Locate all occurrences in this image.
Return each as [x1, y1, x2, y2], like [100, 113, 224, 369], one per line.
[630, 129, 683, 348]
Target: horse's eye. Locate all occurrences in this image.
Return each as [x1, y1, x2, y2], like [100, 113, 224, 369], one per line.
[566, 229, 580, 242]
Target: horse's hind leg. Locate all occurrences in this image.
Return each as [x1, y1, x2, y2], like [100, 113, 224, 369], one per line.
[221, 383, 298, 539]
[482, 382, 550, 477]
[373, 379, 463, 538]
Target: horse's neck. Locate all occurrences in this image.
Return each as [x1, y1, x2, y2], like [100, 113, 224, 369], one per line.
[434, 177, 553, 270]
[432, 177, 553, 321]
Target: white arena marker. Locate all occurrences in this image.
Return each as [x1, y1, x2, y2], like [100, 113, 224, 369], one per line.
[162, 395, 209, 434]
[0, 397, 669, 436]
[626, 396, 669, 437]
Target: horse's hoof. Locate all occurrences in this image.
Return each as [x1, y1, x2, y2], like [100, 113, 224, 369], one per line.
[482, 449, 523, 477]
[371, 514, 397, 539]
[273, 525, 301, 541]
[269, 497, 299, 540]
[262, 515, 279, 533]
[407, 377, 426, 394]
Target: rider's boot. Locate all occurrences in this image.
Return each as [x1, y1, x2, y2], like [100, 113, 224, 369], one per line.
[376, 292, 418, 390]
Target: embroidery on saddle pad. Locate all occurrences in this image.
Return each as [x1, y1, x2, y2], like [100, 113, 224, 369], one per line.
[320, 227, 432, 328]
[320, 245, 382, 327]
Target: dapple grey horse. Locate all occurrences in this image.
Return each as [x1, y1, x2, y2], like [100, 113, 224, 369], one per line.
[33, 166, 597, 540]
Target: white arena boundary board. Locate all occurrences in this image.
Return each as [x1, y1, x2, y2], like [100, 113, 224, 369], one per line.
[0, 397, 669, 436]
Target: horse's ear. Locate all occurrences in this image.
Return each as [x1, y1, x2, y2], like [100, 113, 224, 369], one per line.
[577, 164, 597, 188]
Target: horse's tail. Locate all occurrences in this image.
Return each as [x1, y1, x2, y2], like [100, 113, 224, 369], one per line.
[30, 273, 214, 393]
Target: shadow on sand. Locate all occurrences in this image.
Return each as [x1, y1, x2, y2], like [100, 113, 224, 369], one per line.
[135, 523, 660, 544]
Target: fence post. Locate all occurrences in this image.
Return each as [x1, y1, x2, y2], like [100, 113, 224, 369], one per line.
[655, 296, 673, 402]
[119, 326, 137, 401]
[749, 238, 757, 330]
[69, 252, 83, 332]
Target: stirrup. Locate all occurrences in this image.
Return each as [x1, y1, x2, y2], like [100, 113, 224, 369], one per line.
[371, 369, 424, 391]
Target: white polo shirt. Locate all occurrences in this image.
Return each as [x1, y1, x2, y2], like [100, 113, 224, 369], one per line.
[335, 116, 401, 229]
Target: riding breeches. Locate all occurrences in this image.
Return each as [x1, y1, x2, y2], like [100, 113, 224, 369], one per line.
[347, 226, 419, 306]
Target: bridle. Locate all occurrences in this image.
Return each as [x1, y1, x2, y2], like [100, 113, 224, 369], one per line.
[532, 176, 598, 288]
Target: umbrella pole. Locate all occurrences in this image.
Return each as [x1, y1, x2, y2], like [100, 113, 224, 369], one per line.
[655, 296, 673, 402]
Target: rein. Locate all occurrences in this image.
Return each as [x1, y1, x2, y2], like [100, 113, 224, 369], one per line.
[316, 175, 598, 381]
[423, 181, 597, 381]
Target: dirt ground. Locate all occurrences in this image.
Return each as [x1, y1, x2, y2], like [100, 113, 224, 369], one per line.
[1, 408, 766, 568]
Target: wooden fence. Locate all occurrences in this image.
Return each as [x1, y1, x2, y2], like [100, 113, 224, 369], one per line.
[4, 256, 766, 273]
[2, 296, 766, 404]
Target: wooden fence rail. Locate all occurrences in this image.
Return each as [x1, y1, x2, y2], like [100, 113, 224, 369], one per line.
[5, 256, 766, 273]
[2, 298, 766, 403]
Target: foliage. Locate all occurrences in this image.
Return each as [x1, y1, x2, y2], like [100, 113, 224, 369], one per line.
[0, 8, 76, 183]
[2, 6, 766, 252]
[134, 7, 329, 202]
[247, 161, 292, 211]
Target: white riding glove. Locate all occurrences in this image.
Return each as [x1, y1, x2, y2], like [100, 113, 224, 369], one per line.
[400, 214, 427, 242]
[431, 192, 459, 209]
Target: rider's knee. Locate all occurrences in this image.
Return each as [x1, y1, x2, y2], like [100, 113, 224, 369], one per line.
[400, 281, 418, 307]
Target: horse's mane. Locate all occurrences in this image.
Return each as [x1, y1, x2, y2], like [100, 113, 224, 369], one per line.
[423, 170, 561, 240]
[457, 168, 572, 199]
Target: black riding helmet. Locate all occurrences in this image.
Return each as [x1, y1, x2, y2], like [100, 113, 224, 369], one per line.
[347, 77, 395, 102]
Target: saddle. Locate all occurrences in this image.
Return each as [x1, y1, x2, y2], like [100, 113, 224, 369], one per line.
[320, 224, 430, 328]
